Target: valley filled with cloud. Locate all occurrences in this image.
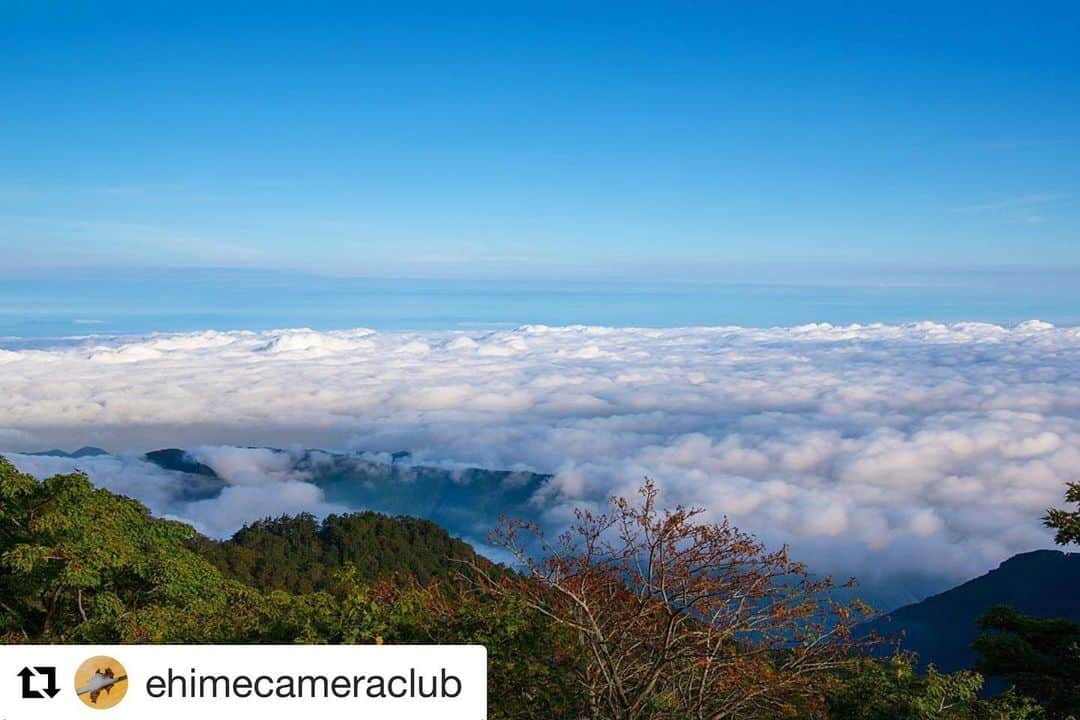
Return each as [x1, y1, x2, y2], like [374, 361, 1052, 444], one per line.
[3, 321, 1078, 605]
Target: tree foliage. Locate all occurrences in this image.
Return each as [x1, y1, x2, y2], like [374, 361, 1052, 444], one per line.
[0, 456, 230, 642]
[1, 457, 1069, 720]
[475, 479, 873, 720]
[1044, 482, 1080, 547]
[974, 606, 1080, 719]
[0, 457, 576, 719]
[968, 483, 1080, 720]
[191, 511, 485, 593]
[824, 653, 1044, 720]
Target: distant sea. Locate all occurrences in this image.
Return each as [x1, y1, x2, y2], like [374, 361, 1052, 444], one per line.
[2, 267, 1079, 341]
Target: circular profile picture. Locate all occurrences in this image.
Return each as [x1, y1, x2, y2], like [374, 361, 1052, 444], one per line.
[74, 656, 129, 710]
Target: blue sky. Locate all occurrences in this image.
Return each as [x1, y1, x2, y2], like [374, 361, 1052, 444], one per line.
[2, 1, 1078, 281]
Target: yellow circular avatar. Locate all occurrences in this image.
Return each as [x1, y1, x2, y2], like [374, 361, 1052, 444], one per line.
[74, 656, 129, 710]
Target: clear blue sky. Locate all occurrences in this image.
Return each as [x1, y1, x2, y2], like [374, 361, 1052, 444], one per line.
[2, 1, 1078, 282]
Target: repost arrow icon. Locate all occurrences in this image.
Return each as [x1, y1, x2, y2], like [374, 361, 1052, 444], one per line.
[17, 667, 42, 699]
[36, 666, 60, 698]
[16, 666, 59, 699]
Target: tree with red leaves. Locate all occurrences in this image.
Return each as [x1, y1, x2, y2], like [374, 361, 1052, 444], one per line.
[472, 479, 872, 720]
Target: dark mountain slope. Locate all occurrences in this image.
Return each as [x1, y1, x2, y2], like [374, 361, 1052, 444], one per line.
[864, 549, 1080, 672]
[144, 448, 218, 477]
[28, 446, 108, 458]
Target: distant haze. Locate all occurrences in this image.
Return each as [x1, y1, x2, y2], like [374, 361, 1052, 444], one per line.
[2, 267, 1080, 339]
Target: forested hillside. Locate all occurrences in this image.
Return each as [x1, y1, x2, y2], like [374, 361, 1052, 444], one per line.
[191, 512, 487, 592]
[2, 456, 1077, 719]
[0, 456, 580, 717]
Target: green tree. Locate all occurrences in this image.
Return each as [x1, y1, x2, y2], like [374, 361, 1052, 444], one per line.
[191, 511, 487, 593]
[370, 577, 585, 720]
[0, 457, 581, 718]
[1044, 482, 1080, 547]
[973, 606, 1079, 719]
[824, 653, 1042, 720]
[970, 482, 1080, 720]
[0, 457, 232, 642]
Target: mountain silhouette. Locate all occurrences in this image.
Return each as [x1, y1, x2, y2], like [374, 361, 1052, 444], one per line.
[864, 549, 1080, 674]
[29, 446, 109, 458]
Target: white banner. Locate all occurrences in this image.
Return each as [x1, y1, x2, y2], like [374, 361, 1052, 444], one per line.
[0, 645, 487, 719]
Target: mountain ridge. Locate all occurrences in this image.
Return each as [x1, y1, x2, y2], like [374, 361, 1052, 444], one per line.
[865, 549, 1080, 673]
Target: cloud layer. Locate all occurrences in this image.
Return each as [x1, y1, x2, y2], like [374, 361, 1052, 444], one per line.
[5, 447, 348, 539]
[3, 321, 1078, 603]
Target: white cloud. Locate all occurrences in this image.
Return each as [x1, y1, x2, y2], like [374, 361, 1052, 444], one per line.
[4, 450, 347, 539]
[188, 445, 309, 485]
[2, 321, 1078, 603]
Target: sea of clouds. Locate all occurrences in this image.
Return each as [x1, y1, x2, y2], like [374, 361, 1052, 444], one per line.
[2, 321, 1078, 604]
[6, 446, 350, 541]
